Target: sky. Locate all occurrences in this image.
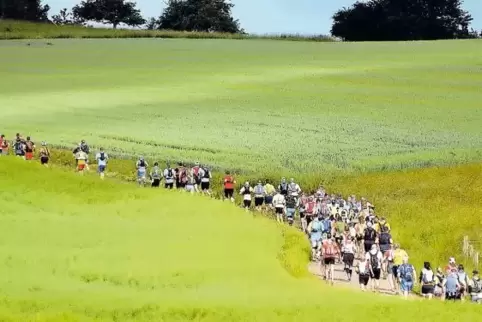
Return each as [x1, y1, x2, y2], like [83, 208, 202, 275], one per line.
[46, 0, 482, 35]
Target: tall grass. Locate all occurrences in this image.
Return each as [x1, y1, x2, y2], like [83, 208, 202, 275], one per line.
[0, 20, 334, 41]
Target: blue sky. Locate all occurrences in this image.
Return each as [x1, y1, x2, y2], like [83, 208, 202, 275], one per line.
[46, 0, 482, 35]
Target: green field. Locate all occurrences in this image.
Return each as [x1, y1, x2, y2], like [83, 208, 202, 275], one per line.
[1, 158, 481, 321]
[1, 38, 481, 173]
[1, 35, 482, 321]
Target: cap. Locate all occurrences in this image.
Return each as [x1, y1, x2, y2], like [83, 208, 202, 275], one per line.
[449, 257, 456, 264]
[473, 270, 479, 275]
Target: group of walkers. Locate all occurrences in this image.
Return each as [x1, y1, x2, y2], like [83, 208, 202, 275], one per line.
[2, 133, 481, 303]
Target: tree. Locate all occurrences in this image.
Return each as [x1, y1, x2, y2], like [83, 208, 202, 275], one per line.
[331, 0, 474, 41]
[72, 0, 146, 29]
[51, 8, 85, 26]
[0, 0, 50, 21]
[157, 0, 242, 33]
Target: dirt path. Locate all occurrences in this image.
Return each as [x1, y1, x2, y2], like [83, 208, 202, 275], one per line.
[308, 259, 397, 296]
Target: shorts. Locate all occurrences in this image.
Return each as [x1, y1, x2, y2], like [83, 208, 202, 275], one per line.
[165, 182, 174, 189]
[264, 195, 273, 205]
[254, 197, 264, 207]
[137, 170, 146, 178]
[224, 188, 234, 198]
[392, 265, 399, 277]
[40, 156, 49, 165]
[177, 182, 186, 189]
[324, 257, 335, 265]
[98, 165, 106, 173]
[445, 292, 461, 300]
[201, 182, 210, 190]
[311, 239, 321, 248]
[343, 253, 355, 267]
[151, 179, 161, 187]
[421, 284, 435, 295]
[356, 235, 364, 242]
[195, 178, 202, 185]
[275, 207, 284, 215]
[286, 208, 296, 218]
[77, 164, 86, 171]
[386, 261, 394, 273]
[359, 274, 370, 286]
[335, 236, 343, 245]
[400, 281, 413, 292]
[186, 184, 195, 193]
[371, 268, 381, 280]
[243, 199, 251, 208]
[1, 150, 7, 155]
[364, 242, 374, 253]
[299, 211, 305, 219]
[25, 152, 33, 160]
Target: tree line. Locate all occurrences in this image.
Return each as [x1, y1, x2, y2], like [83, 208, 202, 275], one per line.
[0, 0, 480, 40]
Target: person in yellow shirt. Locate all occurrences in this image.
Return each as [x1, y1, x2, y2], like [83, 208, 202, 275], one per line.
[392, 244, 409, 293]
[374, 217, 391, 233]
[263, 180, 276, 209]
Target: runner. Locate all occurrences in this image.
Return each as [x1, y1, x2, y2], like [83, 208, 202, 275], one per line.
[263, 180, 275, 209]
[0, 134, 8, 155]
[468, 270, 482, 304]
[420, 261, 436, 299]
[199, 165, 212, 195]
[354, 216, 366, 259]
[285, 193, 297, 226]
[253, 180, 266, 211]
[342, 237, 357, 281]
[239, 182, 253, 210]
[185, 171, 196, 194]
[177, 163, 188, 189]
[363, 221, 377, 253]
[95, 147, 108, 179]
[398, 256, 417, 299]
[150, 162, 162, 187]
[163, 163, 175, 189]
[24, 136, 35, 161]
[366, 244, 383, 292]
[434, 267, 445, 299]
[443, 271, 461, 301]
[278, 177, 288, 196]
[321, 233, 340, 285]
[191, 161, 202, 193]
[223, 171, 236, 202]
[299, 194, 308, 232]
[444, 257, 458, 274]
[305, 197, 317, 230]
[135, 157, 149, 186]
[383, 244, 396, 292]
[78, 140, 90, 171]
[332, 216, 345, 253]
[14, 136, 25, 158]
[378, 225, 393, 277]
[272, 190, 286, 223]
[287, 178, 301, 197]
[39, 142, 51, 167]
[75, 148, 88, 175]
[356, 256, 371, 291]
[457, 264, 469, 301]
[392, 244, 408, 293]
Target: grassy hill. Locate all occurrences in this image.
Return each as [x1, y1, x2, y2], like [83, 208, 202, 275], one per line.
[0, 37, 481, 174]
[0, 157, 481, 321]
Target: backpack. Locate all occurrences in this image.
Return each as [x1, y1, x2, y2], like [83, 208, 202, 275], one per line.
[166, 168, 173, 178]
[280, 182, 288, 192]
[255, 184, 264, 195]
[379, 232, 391, 245]
[370, 252, 379, 270]
[26, 141, 33, 151]
[152, 167, 161, 179]
[457, 272, 468, 285]
[470, 278, 482, 293]
[325, 243, 336, 257]
[179, 169, 187, 183]
[193, 166, 200, 177]
[203, 169, 210, 179]
[322, 219, 331, 233]
[139, 160, 146, 168]
[400, 264, 414, 282]
[364, 227, 377, 242]
[81, 144, 89, 154]
[286, 195, 296, 208]
[99, 152, 106, 161]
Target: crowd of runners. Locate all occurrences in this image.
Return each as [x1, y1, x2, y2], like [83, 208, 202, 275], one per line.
[1, 133, 482, 303]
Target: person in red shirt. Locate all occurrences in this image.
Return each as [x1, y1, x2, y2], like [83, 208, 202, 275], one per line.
[322, 234, 340, 285]
[0, 134, 9, 155]
[24, 136, 36, 160]
[223, 171, 236, 202]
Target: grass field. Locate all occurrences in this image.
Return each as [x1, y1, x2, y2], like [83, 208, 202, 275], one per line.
[1, 38, 481, 174]
[1, 157, 481, 321]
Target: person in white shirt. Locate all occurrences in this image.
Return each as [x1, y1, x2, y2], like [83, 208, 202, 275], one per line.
[272, 191, 286, 223]
[356, 257, 371, 291]
[198, 166, 212, 195]
[287, 178, 301, 197]
[239, 182, 253, 210]
[163, 163, 175, 189]
[95, 148, 108, 180]
[366, 244, 383, 292]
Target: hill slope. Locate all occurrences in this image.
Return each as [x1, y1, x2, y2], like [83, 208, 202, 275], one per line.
[0, 157, 481, 321]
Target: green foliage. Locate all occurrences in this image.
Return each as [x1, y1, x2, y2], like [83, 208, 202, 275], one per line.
[0, 20, 333, 41]
[72, 0, 146, 29]
[332, 0, 474, 41]
[51, 8, 85, 26]
[0, 0, 50, 21]
[158, 0, 242, 33]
